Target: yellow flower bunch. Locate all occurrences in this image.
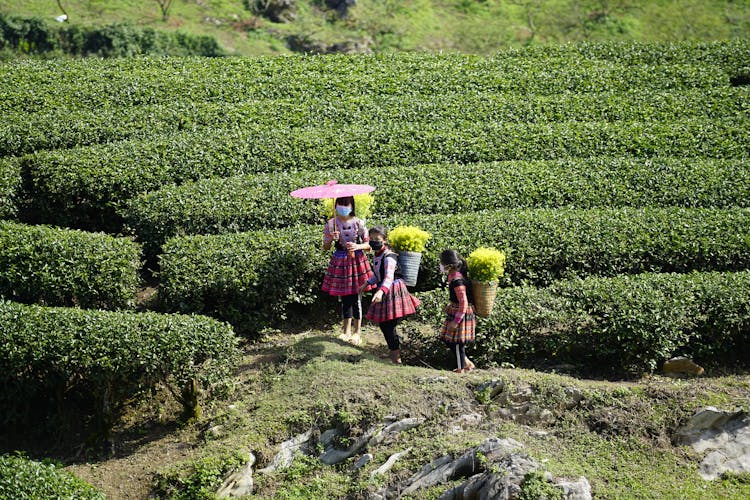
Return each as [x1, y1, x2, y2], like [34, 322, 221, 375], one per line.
[320, 193, 374, 220]
[388, 226, 431, 253]
[467, 247, 506, 284]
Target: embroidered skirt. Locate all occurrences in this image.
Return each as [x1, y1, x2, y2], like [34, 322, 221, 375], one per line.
[439, 302, 476, 344]
[322, 249, 375, 296]
[366, 279, 421, 323]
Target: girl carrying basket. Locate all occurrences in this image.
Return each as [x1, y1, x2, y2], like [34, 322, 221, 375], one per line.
[439, 249, 477, 373]
[322, 196, 375, 345]
[359, 225, 420, 364]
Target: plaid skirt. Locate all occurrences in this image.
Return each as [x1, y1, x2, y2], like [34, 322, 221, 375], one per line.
[322, 250, 376, 296]
[439, 302, 476, 344]
[366, 279, 421, 323]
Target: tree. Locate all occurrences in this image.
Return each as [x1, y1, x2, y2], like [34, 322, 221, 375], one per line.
[154, 0, 175, 22]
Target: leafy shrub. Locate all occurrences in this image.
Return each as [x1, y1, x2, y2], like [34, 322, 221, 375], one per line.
[0, 455, 104, 499]
[386, 208, 750, 290]
[4, 87, 747, 157]
[0, 14, 224, 58]
[122, 157, 750, 256]
[0, 221, 141, 309]
[0, 52, 733, 115]
[159, 208, 750, 333]
[0, 157, 20, 219]
[388, 226, 431, 253]
[159, 226, 328, 335]
[154, 450, 249, 500]
[27, 117, 750, 231]
[410, 271, 750, 377]
[467, 247, 506, 283]
[0, 300, 239, 433]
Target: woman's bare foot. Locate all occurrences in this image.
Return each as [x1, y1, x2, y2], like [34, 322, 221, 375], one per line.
[453, 368, 465, 374]
[465, 360, 476, 372]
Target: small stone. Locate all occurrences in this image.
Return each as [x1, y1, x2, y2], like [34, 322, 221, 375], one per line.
[352, 454, 373, 470]
[216, 454, 256, 498]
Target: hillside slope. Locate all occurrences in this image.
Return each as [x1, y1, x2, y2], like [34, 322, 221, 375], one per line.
[2, 0, 750, 56]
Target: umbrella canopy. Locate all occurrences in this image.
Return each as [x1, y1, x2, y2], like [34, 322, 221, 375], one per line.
[290, 180, 375, 200]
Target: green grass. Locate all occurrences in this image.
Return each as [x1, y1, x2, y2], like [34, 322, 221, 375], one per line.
[119, 330, 750, 499]
[2, 0, 749, 56]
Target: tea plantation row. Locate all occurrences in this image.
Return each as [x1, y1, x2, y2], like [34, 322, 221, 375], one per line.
[1, 51, 742, 114]
[17, 118, 750, 230]
[3, 87, 747, 156]
[414, 270, 750, 377]
[123, 157, 750, 255]
[0, 299, 239, 431]
[158, 208, 750, 334]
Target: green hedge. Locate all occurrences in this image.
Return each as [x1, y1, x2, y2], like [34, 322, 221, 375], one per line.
[0, 221, 141, 309]
[3, 87, 747, 156]
[124, 158, 750, 255]
[411, 270, 750, 377]
[0, 14, 224, 58]
[159, 228, 328, 335]
[24, 118, 750, 230]
[0, 53, 731, 114]
[0, 300, 239, 431]
[501, 39, 750, 70]
[0, 455, 104, 499]
[158, 208, 750, 333]
[0, 157, 20, 219]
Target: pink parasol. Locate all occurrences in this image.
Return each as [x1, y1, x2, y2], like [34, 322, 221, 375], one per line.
[290, 180, 375, 200]
[291, 180, 376, 256]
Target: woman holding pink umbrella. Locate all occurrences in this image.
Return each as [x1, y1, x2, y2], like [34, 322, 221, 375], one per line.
[290, 181, 376, 345]
[321, 196, 376, 344]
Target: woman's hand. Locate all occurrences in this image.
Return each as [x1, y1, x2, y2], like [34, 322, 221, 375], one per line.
[330, 230, 340, 242]
[372, 290, 384, 303]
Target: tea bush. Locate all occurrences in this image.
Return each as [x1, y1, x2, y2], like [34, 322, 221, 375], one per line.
[411, 270, 750, 377]
[3, 87, 747, 156]
[0, 221, 141, 309]
[0, 52, 734, 114]
[24, 118, 750, 230]
[0, 300, 239, 431]
[159, 208, 750, 332]
[0, 455, 104, 499]
[0, 157, 20, 219]
[123, 157, 750, 255]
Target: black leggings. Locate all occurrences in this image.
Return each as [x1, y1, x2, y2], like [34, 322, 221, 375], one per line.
[447, 342, 467, 370]
[379, 319, 401, 351]
[340, 294, 362, 320]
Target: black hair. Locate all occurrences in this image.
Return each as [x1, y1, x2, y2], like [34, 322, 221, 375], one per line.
[440, 249, 469, 276]
[335, 196, 356, 217]
[368, 225, 388, 239]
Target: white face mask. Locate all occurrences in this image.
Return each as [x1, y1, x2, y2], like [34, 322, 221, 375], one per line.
[439, 263, 447, 273]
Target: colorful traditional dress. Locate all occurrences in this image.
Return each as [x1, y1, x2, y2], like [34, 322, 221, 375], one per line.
[439, 271, 476, 344]
[364, 248, 420, 323]
[321, 216, 375, 296]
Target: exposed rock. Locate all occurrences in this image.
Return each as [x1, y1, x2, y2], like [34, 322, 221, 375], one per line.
[564, 387, 585, 409]
[286, 34, 373, 54]
[676, 407, 750, 480]
[554, 476, 593, 499]
[262, 0, 297, 23]
[370, 417, 424, 446]
[476, 378, 505, 400]
[320, 426, 379, 465]
[258, 429, 313, 473]
[216, 454, 256, 498]
[394, 438, 524, 496]
[352, 453, 373, 470]
[437, 453, 539, 500]
[663, 356, 704, 377]
[324, 0, 357, 18]
[370, 448, 412, 478]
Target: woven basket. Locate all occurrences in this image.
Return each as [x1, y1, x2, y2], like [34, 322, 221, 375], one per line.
[471, 280, 497, 318]
[397, 251, 422, 287]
